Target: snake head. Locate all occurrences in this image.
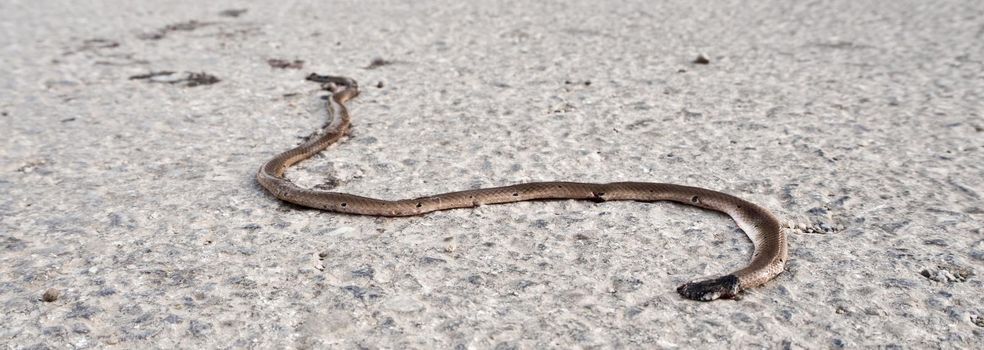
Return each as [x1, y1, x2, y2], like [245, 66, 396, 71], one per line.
[676, 274, 740, 301]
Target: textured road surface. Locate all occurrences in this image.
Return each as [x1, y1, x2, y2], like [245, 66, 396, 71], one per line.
[1, 0, 982, 348]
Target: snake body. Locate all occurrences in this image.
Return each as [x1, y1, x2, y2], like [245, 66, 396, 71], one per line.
[257, 74, 787, 301]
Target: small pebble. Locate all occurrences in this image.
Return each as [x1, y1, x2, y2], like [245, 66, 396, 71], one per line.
[218, 9, 248, 18]
[376, 81, 384, 88]
[72, 323, 90, 334]
[42, 288, 60, 302]
[693, 54, 710, 64]
[971, 314, 984, 327]
[351, 266, 374, 278]
[920, 266, 974, 283]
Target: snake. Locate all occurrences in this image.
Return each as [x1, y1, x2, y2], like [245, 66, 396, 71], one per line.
[256, 74, 788, 301]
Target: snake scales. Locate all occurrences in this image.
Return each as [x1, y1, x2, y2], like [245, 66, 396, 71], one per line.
[256, 74, 787, 301]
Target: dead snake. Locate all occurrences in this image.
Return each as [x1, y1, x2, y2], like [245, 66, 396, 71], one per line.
[256, 74, 787, 301]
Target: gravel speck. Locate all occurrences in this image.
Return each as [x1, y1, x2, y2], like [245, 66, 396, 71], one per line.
[41, 288, 60, 302]
[188, 320, 213, 337]
[693, 54, 710, 64]
[351, 266, 375, 278]
[920, 265, 974, 283]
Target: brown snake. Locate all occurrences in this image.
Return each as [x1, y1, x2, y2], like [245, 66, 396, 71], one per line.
[257, 74, 788, 301]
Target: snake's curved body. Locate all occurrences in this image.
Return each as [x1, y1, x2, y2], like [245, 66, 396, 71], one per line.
[257, 74, 787, 301]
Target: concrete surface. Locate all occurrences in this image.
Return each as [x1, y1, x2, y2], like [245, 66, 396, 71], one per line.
[1, 0, 982, 348]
